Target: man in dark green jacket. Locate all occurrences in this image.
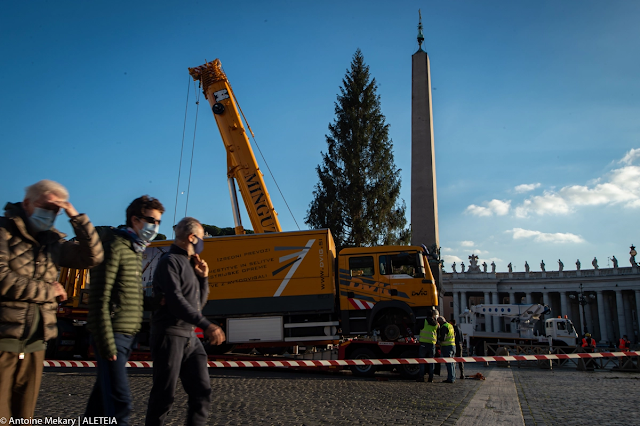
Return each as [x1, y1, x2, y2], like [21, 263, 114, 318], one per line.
[0, 180, 103, 420]
[85, 195, 164, 425]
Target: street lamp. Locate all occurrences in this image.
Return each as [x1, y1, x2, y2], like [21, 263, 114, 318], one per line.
[569, 283, 596, 334]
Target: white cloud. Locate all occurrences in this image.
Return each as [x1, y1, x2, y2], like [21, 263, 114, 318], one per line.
[620, 148, 640, 165]
[514, 183, 541, 193]
[471, 148, 640, 218]
[514, 192, 570, 217]
[460, 241, 475, 247]
[441, 247, 454, 253]
[508, 228, 585, 244]
[517, 149, 640, 217]
[443, 255, 462, 265]
[466, 199, 511, 217]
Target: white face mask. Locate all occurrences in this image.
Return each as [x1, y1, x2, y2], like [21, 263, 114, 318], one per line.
[28, 207, 56, 233]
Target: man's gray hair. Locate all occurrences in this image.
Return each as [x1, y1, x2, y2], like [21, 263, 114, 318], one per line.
[174, 217, 203, 241]
[25, 180, 69, 202]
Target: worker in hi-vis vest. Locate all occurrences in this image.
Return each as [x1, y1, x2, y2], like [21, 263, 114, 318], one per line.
[416, 313, 439, 382]
[437, 316, 457, 383]
[619, 335, 630, 351]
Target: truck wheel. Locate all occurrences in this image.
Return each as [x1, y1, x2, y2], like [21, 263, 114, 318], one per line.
[382, 324, 401, 341]
[349, 348, 378, 377]
[397, 350, 421, 379]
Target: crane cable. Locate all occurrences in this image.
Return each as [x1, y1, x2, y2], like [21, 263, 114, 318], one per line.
[184, 84, 201, 217]
[172, 76, 191, 238]
[227, 82, 301, 230]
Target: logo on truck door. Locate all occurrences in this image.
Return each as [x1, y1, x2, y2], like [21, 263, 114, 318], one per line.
[272, 239, 315, 297]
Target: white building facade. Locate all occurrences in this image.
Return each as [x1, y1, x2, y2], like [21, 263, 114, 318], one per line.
[441, 259, 640, 345]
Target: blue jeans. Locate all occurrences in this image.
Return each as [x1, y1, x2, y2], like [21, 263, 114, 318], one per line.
[85, 333, 136, 425]
[441, 345, 456, 382]
[418, 343, 435, 380]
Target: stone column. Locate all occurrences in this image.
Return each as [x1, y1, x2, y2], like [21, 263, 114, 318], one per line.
[460, 291, 467, 313]
[623, 292, 634, 341]
[543, 291, 550, 308]
[483, 291, 492, 332]
[636, 290, 640, 341]
[526, 292, 533, 305]
[453, 291, 460, 323]
[560, 292, 569, 318]
[604, 292, 616, 343]
[584, 299, 594, 334]
[492, 292, 501, 332]
[616, 290, 627, 339]
[596, 291, 609, 344]
[509, 291, 516, 304]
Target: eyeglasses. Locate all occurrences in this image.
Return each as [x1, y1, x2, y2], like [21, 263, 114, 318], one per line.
[137, 216, 161, 226]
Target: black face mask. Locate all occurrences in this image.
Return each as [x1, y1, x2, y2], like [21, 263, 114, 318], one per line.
[192, 236, 204, 255]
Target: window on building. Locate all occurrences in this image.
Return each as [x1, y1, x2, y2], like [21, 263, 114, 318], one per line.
[449, 301, 454, 308]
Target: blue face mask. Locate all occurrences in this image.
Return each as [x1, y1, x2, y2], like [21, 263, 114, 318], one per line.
[28, 207, 57, 233]
[193, 236, 204, 255]
[138, 222, 159, 242]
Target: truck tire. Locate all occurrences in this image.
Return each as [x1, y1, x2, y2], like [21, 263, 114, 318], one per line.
[397, 350, 420, 379]
[349, 348, 378, 377]
[383, 324, 401, 341]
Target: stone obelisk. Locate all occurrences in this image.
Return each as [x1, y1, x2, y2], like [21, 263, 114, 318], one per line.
[411, 12, 442, 301]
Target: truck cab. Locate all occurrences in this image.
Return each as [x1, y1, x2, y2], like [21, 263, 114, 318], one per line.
[337, 246, 438, 341]
[544, 317, 578, 346]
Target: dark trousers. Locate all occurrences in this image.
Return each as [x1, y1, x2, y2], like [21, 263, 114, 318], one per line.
[84, 333, 136, 426]
[0, 350, 44, 419]
[417, 343, 435, 380]
[455, 344, 465, 378]
[145, 333, 212, 426]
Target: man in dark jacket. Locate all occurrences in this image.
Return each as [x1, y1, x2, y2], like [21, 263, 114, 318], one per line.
[0, 180, 103, 419]
[451, 319, 465, 379]
[145, 217, 225, 426]
[85, 195, 164, 425]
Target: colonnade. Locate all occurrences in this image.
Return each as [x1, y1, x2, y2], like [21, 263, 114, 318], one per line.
[451, 288, 640, 344]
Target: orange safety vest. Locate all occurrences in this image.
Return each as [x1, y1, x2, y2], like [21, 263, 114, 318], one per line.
[581, 337, 595, 348]
[619, 338, 630, 351]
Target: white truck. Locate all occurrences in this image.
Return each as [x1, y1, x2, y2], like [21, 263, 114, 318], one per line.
[459, 304, 578, 355]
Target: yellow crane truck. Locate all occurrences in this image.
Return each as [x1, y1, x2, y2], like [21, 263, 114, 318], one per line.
[51, 59, 439, 377]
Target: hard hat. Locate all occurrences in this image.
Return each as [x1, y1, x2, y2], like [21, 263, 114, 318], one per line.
[585, 333, 591, 337]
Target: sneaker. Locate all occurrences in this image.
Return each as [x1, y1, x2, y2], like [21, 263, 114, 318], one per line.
[427, 377, 433, 382]
[442, 379, 454, 383]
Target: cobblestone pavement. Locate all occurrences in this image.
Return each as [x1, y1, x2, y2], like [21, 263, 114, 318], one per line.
[35, 367, 482, 425]
[32, 364, 640, 425]
[513, 367, 640, 426]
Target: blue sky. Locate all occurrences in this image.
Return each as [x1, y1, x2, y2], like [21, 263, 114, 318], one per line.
[2, 1, 640, 273]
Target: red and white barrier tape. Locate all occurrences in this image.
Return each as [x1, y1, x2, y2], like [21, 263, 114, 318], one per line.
[43, 351, 640, 368]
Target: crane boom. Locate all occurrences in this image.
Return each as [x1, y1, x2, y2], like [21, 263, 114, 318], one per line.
[188, 59, 282, 234]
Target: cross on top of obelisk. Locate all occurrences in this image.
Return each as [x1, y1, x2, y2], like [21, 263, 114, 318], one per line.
[417, 10, 425, 51]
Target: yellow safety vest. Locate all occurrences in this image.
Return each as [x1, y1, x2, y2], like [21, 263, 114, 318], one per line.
[419, 320, 438, 344]
[440, 323, 455, 346]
